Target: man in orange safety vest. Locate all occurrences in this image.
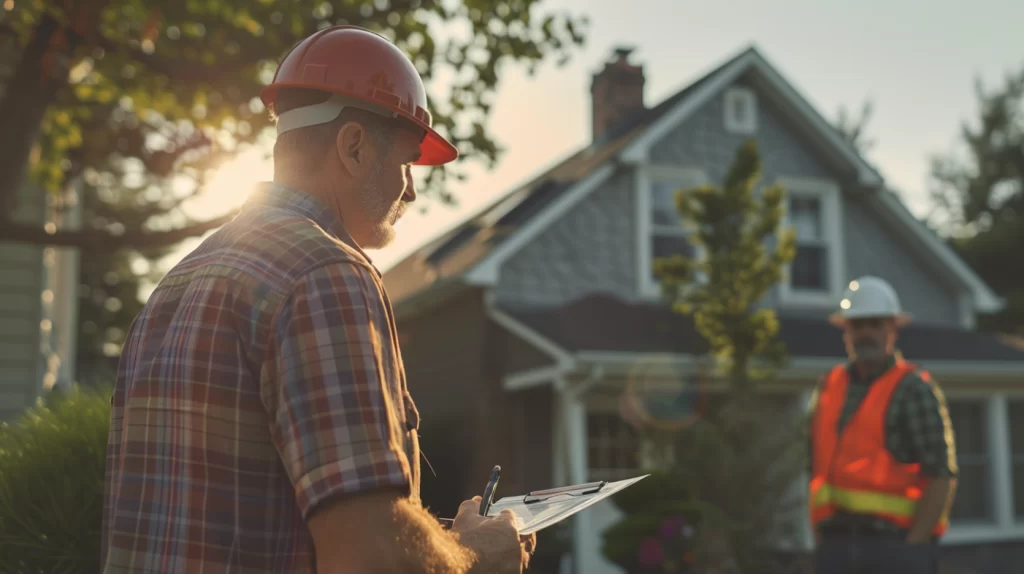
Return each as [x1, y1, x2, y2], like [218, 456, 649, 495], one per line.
[808, 275, 958, 574]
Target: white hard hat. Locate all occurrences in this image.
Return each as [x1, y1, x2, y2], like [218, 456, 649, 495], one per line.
[828, 275, 911, 327]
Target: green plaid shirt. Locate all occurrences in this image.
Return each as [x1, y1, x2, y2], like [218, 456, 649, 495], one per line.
[808, 353, 958, 533]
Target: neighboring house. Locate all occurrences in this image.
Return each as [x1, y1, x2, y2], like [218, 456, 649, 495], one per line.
[0, 182, 80, 422]
[1, 183, 46, 421]
[383, 45, 1024, 574]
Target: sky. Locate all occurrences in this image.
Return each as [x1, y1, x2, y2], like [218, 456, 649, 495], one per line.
[164, 0, 1024, 280]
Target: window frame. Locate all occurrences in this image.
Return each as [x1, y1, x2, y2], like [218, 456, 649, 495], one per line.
[584, 410, 641, 482]
[636, 164, 709, 299]
[946, 397, 996, 526]
[941, 392, 1024, 545]
[724, 86, 758, 134]
[776, 176, 845, 308]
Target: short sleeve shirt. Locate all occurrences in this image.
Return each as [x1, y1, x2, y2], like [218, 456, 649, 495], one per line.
[101, 183, 421, 573]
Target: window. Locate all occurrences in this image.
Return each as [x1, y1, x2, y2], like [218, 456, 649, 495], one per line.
[790, 196, 828, 291]
[1008, 400, 1024, 519]
[777, 178, 844, 306]
[638, 167, 707, 297]
[587, 412, 640, 481]
[947, 401, 994, 523]
[724, 87, 757, 134]
[650, 178, 698, 272]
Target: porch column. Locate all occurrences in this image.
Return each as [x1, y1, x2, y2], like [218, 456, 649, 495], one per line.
[562, 388, 589, 574]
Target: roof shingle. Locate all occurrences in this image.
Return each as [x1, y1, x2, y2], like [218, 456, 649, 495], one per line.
[502, 293, 1024, 363]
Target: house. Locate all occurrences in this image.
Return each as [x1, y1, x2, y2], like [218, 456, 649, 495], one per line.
[0, 182, 80, 422]
[1, 182, 46, 421]
[383, 45, 1024, 574]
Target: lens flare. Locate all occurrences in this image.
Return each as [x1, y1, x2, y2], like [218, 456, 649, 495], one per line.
[618, 354, 709, 432]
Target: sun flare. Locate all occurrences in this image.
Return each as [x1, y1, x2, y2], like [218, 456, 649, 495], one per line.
[183, 147, 274, 220]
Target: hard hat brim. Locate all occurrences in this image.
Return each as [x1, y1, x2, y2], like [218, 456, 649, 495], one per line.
[416, 128, 459, 166]
[828, 312, 912, 328]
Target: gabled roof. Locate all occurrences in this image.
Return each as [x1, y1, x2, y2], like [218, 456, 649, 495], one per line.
[384, 45, 1003, 314]
[384, 47, 750, 303]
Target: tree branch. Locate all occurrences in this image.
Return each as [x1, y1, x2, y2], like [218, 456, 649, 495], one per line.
[94, 34, 260, 85]
[0, 211, 235, 250]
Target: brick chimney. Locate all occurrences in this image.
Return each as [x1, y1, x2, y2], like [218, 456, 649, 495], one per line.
[590, 46, 646, 142]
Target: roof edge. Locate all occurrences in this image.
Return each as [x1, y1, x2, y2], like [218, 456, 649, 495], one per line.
[463, 163, 618, 285]
[874, 190, 1004, 313]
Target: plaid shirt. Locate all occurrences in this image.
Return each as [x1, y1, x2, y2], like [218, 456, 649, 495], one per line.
[101, 183, 421, 573]
[808, 353, 958, 533]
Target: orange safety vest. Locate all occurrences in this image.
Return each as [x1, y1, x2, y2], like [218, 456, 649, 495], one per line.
[809, 359, 949, 537]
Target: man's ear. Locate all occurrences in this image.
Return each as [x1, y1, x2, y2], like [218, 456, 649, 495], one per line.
[335, 121, 369, 176]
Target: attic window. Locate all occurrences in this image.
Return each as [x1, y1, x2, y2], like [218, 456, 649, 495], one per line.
[724, 87, 757, 134]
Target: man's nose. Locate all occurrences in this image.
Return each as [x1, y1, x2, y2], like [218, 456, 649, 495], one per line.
[403, 166, 417, 203]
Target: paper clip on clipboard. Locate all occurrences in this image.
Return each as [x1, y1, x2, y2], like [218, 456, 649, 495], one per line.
[522, 480, 607, 504]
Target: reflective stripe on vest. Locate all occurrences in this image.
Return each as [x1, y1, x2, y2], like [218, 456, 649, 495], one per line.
[809, 360, 948, 536]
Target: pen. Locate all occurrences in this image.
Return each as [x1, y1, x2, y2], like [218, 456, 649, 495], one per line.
[479, 465, 501, 517]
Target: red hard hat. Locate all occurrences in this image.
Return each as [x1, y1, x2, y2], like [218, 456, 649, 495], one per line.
[261, 25, 458, 166]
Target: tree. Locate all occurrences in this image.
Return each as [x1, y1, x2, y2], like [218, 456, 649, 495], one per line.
[835, 99, 876, 155]
[929, 67, 1024, 335]
[0, 0, 588, 250]
[606, 140, 804, 573]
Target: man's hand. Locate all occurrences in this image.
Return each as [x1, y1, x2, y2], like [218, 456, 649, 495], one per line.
[453, 497, 534, 574]
[906, 477, 956, 544]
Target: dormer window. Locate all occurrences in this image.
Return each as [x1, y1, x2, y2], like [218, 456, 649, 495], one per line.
[724, 87, 757, 134]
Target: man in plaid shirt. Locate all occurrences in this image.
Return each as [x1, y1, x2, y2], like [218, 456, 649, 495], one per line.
[101, 26, 533, 573]
[808, 276, 957, 574]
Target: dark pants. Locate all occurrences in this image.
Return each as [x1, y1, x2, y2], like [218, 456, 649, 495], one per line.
[815, 534, 940, 574]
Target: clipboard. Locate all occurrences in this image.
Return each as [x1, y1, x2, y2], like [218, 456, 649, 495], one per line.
[484, 474, 649, 534]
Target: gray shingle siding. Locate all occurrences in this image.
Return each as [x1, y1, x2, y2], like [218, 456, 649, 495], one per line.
[495, 169, 637, 307]
[843, 196, 962, 325]
[649, 77, 834, 183]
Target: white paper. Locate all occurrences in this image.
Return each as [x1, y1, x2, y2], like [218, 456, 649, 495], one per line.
[485, 474, 649, 534]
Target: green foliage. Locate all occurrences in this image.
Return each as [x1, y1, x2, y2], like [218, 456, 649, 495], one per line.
[929, 66, 1024, 335]
[605, 140, 803, 573]
[2, 0, 588, 211]
[655, 139, 796, 387]
[602, 471, 701, 574]
[0, 385, 112, 574]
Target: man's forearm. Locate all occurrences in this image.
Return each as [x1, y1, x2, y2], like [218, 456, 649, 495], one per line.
[388, 499, 477, 574]
[311, 495, 476, 574]
[907, 477, 956, 543]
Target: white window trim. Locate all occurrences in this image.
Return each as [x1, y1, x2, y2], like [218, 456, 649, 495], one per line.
[776, 176, 845, 308]
[636, 164, 709, 299]
[724, 86, 758, 134]
[791, 390, 1024, 546]
[941, 392, 1024, 545]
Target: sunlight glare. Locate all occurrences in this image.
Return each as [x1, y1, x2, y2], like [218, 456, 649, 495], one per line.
[144, 147, 274, 303]
[182, 147, 273, 220]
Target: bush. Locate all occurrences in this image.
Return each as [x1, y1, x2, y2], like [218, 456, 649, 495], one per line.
[0, 385, 111, 574]
[601, 470, 702, 574]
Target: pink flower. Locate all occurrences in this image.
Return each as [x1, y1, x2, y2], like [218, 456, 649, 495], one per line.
[659, 516, 687, 539]
[638, 537, 665, 568]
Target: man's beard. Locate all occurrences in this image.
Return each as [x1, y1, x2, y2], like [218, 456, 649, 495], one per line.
[357, 163, 403, 248]
[852, 339, 887, 362]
